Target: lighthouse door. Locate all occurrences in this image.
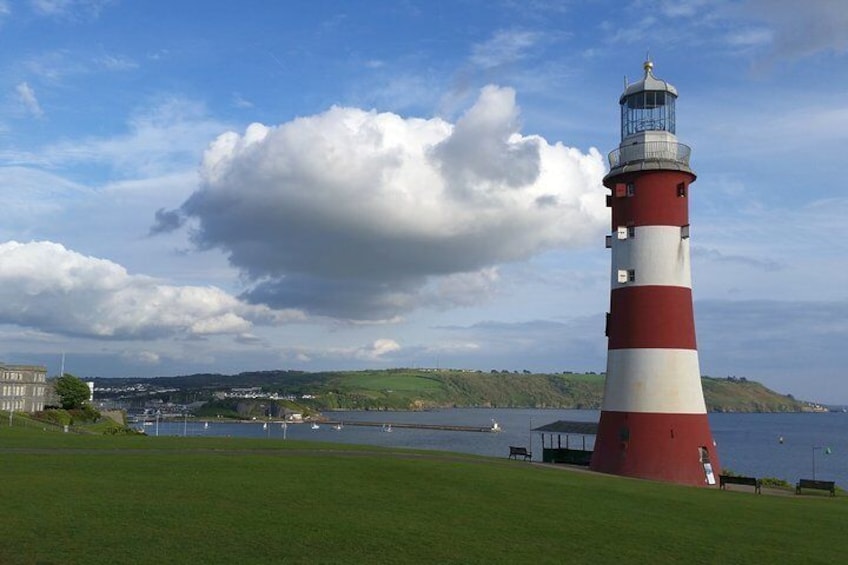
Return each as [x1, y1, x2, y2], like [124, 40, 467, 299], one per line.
[700, 446, 716, 485]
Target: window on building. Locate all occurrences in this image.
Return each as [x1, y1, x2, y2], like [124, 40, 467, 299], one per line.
[677, 182, 687, 197]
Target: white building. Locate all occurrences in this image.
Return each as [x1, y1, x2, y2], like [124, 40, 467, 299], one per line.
[0, 364, 48, 413]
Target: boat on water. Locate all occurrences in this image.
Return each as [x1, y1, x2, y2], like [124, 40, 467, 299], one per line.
[490, 419, 501, 432]
[311, 423, 320, 430]
[381, 424, 392, 432]
[332, 423, 343, 431]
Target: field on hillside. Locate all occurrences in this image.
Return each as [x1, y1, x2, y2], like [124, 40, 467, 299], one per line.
[2, 424, 845, 564]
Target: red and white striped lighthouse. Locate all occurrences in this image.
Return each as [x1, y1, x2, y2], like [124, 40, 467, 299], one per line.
[590, 61, 721, 486]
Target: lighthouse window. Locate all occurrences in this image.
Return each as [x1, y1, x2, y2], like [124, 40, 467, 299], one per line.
[628, 269, 635, 282]
[628, 226, 635, 238]
[626, 183, 635, 197]
[621, 90, 676, 137]
[677, 182, 687, 197]
[617, 269, 635, 283]
[605, 235, 612, 248]
[681, 224, 690, 239]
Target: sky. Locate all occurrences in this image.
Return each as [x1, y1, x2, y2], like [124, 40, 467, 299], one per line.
[0, 0, 846, 403]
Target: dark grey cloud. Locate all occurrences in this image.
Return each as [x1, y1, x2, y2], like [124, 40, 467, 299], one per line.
[744, 0, 848, 59]
[692, 246, 782, 272]
[149, 207, 185, 235]
[697, 298, 848, 400]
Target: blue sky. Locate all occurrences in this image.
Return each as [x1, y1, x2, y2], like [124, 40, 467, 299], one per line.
[1, 0, 846, 403]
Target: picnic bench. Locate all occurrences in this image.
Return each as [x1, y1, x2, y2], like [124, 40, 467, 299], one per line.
[795, 479, 836, 496]
[508, 446, 532, 461]
[719, 474, 761, 494]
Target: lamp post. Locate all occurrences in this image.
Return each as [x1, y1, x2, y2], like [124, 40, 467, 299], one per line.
[812, 446, 832, 480]
[5, 395, 22, 427]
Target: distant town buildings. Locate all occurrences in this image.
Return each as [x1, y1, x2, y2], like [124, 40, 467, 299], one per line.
[0, 364, 47, 413]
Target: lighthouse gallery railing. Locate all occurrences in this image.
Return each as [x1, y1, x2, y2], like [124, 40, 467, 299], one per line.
[607, 141, 691, 169]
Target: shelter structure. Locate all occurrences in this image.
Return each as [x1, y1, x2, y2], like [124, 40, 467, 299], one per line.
[533, 420, 598, 466]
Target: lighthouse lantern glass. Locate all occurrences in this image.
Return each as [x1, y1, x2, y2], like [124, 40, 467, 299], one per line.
[621, 90, 676, 139]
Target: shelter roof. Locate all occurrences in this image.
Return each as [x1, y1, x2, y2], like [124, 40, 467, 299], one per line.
[532, 420, 598, 435]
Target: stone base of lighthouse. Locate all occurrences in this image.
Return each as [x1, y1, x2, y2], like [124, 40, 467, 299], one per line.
[591, 411, 721, 486]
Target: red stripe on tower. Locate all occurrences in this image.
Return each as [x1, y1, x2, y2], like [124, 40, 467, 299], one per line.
[590, 61, 721, 486]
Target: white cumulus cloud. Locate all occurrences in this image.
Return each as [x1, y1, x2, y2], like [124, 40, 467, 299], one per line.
[161, 85, 607, 321]
[0, 240, 302, 339]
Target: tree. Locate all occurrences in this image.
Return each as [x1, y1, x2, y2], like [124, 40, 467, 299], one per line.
[55, 374, 91, 410]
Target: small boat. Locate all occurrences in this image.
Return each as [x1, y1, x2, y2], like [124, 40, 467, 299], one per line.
[311, 423, 320, 430]
[382, 424, 392, 432]
[204, 422, 209, 430]
[490, 419, 502, 432]
[332, 423, 343, 431]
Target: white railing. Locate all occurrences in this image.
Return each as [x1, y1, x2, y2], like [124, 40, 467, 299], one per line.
[608, 141, 691, 169]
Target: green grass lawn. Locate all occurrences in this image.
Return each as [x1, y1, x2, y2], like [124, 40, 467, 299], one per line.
[1, 424, 845, 564]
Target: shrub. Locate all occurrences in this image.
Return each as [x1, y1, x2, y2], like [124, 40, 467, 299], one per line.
[33, 409, 72, 427]
[68, 405, 101, 424]
[760, 477, 792, 489]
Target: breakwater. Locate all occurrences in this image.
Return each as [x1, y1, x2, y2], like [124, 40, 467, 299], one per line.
[325, 420, 499, 433]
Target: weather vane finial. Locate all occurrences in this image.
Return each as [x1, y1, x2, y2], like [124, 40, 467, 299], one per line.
[644, 50, 653, 74]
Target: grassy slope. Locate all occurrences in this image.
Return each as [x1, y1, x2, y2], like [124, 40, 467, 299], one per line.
[1, 425, 844, 564]
[701, 377, 803, 412]
[311, 370, 804, 412]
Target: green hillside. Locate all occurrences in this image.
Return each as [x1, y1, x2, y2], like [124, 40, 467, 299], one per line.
[312, 370, 806, 412]
[104, 369, 809, 413]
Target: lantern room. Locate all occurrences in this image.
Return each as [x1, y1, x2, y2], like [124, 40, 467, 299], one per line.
[620, 60, 677, 140]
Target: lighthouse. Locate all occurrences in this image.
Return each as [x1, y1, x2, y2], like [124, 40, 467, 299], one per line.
[590, 61, 721, 486]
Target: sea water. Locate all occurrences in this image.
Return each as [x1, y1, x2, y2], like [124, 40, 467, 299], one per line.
[150, 408, 847, 486]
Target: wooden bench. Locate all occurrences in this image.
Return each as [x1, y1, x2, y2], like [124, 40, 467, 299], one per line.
[796, 479, 836, 496]
[508, 446, 532, 461]
[719, 474, 761, 494]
